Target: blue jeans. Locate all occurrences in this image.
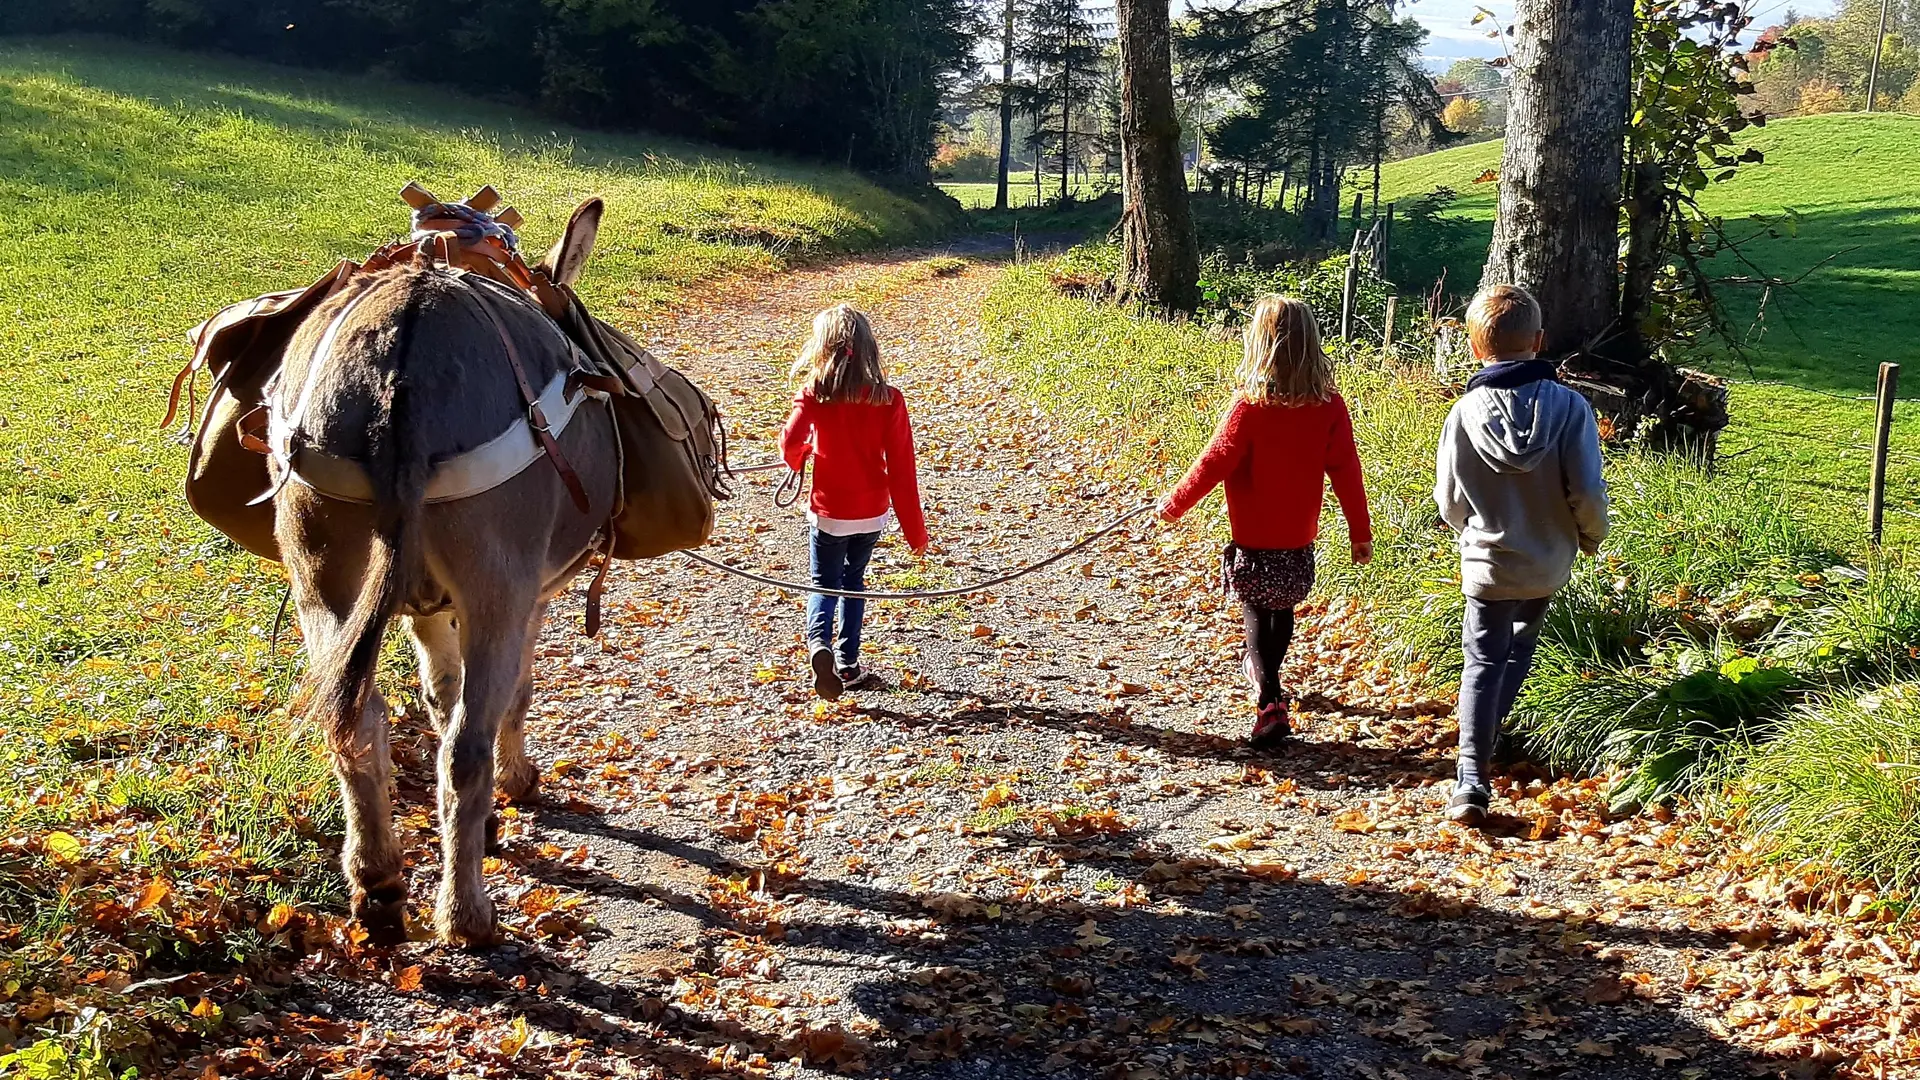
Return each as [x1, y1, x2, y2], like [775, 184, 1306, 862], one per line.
[1456, 595, 1553, 788]
[806, 527, 880, 670]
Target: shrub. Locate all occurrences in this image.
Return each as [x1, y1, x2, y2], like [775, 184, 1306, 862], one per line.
[1738, 685, 1920, 894]
[1786, 557, 1920, 679]
[932, 143, 1007, 182]
[1518, 646, 1803, 806]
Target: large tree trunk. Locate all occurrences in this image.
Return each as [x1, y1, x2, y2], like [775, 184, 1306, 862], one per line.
[1116, 0, 1201, 312]
[995, 0, 1014, 211]
[1480, 0, 1634, 358]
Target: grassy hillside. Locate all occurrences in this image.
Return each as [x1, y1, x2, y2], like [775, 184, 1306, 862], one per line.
[0, 33, 951, 1036]
[1373, 113, 1920, 541]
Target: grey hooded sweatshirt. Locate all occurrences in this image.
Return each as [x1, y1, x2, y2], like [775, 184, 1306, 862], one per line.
[1434, 378, 1609, 601]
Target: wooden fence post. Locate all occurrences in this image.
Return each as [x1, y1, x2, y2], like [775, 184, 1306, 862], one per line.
[1870, 362, 1901, 545]
[1383, 296, 1398, 352]
[1340, 230, 1362, 340]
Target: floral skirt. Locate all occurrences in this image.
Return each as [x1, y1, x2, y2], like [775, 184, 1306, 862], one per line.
[1222, 543, 1316, 610]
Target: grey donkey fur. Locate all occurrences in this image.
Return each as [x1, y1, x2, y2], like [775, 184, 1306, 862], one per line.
[273, 201, 617, 945]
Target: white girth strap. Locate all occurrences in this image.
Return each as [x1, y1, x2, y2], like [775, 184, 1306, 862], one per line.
[269, 372, 591, 504]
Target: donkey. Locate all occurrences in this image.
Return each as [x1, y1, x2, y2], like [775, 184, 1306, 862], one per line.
[272, 201, 616, 945]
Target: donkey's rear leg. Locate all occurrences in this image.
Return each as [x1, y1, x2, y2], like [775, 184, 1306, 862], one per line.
[292, 576, 405, 943]
[334, 686, 405, 941]
[494, 601, 547, 804]
[435, 595, 540, 946]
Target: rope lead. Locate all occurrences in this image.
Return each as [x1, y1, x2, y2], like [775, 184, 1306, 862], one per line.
[680, 502, 1158, 600]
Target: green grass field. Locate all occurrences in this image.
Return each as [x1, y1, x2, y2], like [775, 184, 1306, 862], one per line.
[0, 33, 950, 1008]
[940, 178, 1117, 209]
[1372, 113, 1920, 544]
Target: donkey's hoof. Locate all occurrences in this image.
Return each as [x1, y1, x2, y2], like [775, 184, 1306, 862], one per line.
[352, 881, 409, 946]
[436, 888, 497, 949]
[497, 760, 541, 803]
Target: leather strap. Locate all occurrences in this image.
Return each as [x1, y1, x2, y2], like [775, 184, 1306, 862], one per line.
[236, 405, 270, 454]
[162, 358, 197, 430]
[464, 282, 593, 515]
[583, 524, 614, 638]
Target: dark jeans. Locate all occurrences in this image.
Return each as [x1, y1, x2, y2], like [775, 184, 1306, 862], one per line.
[806, 527, 880, 670]
[1456, 595, 1553, 788]
[1241, 602, 1296, 708]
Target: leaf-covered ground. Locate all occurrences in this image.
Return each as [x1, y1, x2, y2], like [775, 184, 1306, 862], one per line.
[104, 247, 1920, 1079]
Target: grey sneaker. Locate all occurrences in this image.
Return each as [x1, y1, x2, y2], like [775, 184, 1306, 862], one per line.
[1445, 783, 1491, 826]
[810, 645, 843, 700]
[837, 665, 876, 690]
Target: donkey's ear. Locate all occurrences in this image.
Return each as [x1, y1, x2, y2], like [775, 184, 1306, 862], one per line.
[539, 197, 605, 288]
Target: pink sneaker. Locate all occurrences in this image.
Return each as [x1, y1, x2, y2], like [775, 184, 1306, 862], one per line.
[1250, 702, 1291, 749]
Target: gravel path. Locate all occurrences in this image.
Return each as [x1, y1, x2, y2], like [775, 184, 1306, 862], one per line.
[252, 244, 1884, 1079]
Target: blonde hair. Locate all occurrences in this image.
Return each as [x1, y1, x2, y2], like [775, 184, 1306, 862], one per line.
[790, 303, 889, 404]
[1236, 295, 1334, 405]
[1466, 284, 1543, 358]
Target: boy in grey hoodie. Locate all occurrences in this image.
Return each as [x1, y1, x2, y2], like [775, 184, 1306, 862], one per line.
[1434, 285, 1609, 826]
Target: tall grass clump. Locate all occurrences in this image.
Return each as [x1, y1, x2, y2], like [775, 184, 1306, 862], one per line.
[1738, 686, 1920, 894]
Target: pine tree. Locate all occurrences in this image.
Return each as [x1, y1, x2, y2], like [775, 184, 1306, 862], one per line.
[1019, 0, 1102, 200]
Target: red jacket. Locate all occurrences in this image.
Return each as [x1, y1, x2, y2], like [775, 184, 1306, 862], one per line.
[1161, 395, 1371, 550]
[780, 387, 929, 550]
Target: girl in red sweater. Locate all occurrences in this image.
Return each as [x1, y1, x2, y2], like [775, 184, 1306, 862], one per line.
[780, 304, 929, 700]
[1157, 296, 1372, 748]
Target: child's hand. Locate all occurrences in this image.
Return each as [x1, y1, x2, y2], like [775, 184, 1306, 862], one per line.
[1155, 496, 1179, 523]
[910, 542, 929, 558]
[1351, 540, 1374, 565]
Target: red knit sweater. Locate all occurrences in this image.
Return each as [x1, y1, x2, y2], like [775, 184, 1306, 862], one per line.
[780, 387, 929, 551]
[1160, 395, 1372, 550]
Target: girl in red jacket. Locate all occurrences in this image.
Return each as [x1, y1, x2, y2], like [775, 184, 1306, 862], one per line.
[1157, 296, 1372, 748]
[780, 304, 929, 700]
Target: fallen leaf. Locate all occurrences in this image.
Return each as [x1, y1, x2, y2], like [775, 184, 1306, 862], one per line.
[1639, 1044, 1687, 1066]
[1332, 809, 1376, 834]
[43, 831, 83, 863]
[134, 879, 171, 912]
[500, 1015, 531, 1057]
[258, 902, 296, 935]
[1074, 919, 1113, 948]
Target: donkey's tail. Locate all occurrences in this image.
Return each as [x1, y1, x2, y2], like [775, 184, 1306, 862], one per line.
[308, 278, 433, 752]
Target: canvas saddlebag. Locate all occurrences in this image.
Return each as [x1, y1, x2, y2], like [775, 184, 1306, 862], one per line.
[557, 304, 729, 560]
[175, 261, 362, 563]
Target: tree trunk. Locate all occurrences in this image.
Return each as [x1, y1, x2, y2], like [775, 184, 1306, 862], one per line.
[1620, 161, 1665, 357]
[1060, 56, 1073, 202]
[1116, 0, 1201, 313]
[1480, 0, 1634, 358]
[995, 0, 1014, 211]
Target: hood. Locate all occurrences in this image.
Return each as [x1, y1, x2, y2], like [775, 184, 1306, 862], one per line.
[1460, 382, 1570, 474]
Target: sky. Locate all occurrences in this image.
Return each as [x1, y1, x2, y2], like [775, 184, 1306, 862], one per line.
[1173, 0, 1842, 71]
